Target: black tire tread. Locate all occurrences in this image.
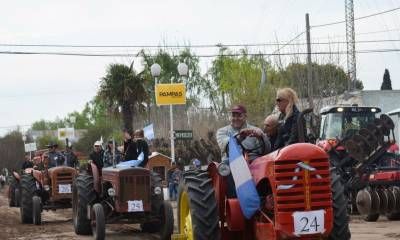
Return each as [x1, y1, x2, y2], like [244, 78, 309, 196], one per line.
[32, 196, 42, 225]
[92, 203, 105, 240]
[20, 174, 36, 224]
[73, 174, 97, 235]
[329, 170, 351, 240]
[177, 170, 220, 240]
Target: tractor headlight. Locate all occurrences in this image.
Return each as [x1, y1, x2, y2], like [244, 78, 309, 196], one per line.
[154, 186, 162, 195]
[107, 188, 116, 197]
[218, 163, 231, 177]
[44, 185, 50, 191]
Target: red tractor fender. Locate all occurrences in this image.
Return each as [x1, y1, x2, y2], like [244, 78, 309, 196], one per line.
[88, 162, 101, 193]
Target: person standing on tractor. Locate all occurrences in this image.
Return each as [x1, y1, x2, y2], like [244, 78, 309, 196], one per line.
[274, 88, 301, 149]
[122, 128, 138, 162]
[216, 104, 270, 162]
[63, 143, 79, 168]
[47, 142, 65, 168]
[103, 140, 123, 167]
[133, 129, 150, 167]
[263, 114, 279, 151]
[89, 141, 104, 170]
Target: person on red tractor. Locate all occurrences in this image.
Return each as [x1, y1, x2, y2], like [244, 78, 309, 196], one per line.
[216, 104, 271, 162]
[89, 141, 104, 170]
[21, 155, 34, 170]
[263, 114, 279, 151]
[133, 129, 150, 167]
[274, 88, 301, 149]
[122, 128, 138, 162]
[46, 142, 65, 168]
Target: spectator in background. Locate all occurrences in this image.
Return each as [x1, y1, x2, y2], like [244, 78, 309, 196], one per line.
[21, 155, 33, 170]
[170, 164, 182, 201]
[192, 158, 201, 169]
[167, 162, 177, 200]
[89, 141, 104, 170]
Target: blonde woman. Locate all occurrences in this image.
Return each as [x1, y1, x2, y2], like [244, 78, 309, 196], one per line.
[274, 87, 300, 149]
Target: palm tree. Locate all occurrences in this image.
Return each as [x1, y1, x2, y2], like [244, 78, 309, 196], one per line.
[98, 63, 148, 132]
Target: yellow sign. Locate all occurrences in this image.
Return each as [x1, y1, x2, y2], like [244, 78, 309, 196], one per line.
[155, 83, 186, 105]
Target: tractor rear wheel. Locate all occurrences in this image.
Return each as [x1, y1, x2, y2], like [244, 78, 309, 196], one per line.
[20, 174, 36, 224]
[8, 178, 19, 207]
[73, 174, 97, 235]
[91, 203, 105, 240]
[32, 196, 42, 225]
[329, 170, 351, 240]
[177, 170, 220, 240]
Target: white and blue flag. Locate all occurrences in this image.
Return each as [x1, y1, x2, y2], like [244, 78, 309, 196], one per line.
[228, 137, 260, 219]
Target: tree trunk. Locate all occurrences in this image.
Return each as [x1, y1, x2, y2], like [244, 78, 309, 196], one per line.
[121, 101, 133, 131]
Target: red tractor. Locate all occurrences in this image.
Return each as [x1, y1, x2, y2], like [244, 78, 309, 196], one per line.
[174, 110, 350, 240]
[72, 161, 174, 240]
[316, 105, 400, 221]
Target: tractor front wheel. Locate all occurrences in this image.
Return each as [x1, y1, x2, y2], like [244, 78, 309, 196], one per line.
[20, 174, 36, 224]
[73, 174, 97, 235]
[329, 170, 351, 240]
[177, 170, 220, 240]
[159, 201, 174, 240]
[91, 203, 105, 240]
[32, 196, 42, 225]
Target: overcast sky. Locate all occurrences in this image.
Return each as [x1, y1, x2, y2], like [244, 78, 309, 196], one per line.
[1, 0, 399, 136]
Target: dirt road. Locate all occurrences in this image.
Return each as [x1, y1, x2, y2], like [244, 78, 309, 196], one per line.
[1, 188, 400, 239]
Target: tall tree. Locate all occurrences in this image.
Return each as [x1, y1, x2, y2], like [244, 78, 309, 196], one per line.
[98, 63, 148, 131]
[381, 68, 392, 90]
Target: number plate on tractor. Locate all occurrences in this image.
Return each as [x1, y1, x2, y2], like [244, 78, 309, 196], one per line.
[293, 210, 325, 235]
[128, 200, 144, 212]
[58, 184, 72, 194]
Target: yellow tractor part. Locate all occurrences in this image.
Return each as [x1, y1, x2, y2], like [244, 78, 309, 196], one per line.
[173, 190, 194, 240]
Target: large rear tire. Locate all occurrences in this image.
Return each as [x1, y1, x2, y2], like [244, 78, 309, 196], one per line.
[177, 170, 220, 240]
[20, 174, 36, 224]
[73, 174, 97, 235]
[32, 196, 42, 225]
[91, 203, 105, 240]
[328, 170, 351, 240]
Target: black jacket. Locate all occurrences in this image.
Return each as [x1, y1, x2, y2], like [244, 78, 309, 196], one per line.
[136, 139, 150, 167]
[274, 106, 300, 149]
[21, 160, 33, 170]
[123, 139, 138, 161]
[90, 150, 104, 169]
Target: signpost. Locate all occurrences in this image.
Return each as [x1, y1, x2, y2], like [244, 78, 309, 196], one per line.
[174, 130, 193, 140]
[24, 142, 37, 153]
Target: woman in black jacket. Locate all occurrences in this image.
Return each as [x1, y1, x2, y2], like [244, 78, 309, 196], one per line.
[122, 129, 138, 161]
[274, 88, 301, 149]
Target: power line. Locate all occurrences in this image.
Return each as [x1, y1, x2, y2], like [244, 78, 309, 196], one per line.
[312, 6, 400, 28]
[1, 48, 400, 58]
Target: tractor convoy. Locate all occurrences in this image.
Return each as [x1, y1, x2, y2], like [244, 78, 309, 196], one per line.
[5, 104, 400, 240]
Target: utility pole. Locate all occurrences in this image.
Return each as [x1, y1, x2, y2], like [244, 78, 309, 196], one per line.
[345, 0, 356, 91]
[306, 13, 314, 109]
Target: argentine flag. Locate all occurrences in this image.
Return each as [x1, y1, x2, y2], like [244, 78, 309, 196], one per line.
[229, 137, 260, 219]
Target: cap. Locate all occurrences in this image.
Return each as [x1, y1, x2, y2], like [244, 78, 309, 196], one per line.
[230, 104, 247, 114]
[94, 141, 102, 146]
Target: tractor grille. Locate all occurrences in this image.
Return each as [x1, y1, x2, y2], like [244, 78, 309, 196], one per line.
[275, 159, 331, 212]
[52, 171, 74, 199]
[119, 175, 151, 203]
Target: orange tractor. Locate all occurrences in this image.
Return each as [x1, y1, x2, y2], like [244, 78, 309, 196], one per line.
[174, 110, 350, 240]
[19, 149, 77, 225]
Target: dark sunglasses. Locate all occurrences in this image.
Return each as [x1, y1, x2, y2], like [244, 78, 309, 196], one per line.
[276, 98, 284, 102]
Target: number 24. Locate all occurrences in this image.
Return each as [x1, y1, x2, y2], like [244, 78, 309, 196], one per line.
[300, 216, 320, 232]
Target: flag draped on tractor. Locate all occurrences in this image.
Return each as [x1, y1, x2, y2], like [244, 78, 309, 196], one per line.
[228, 137, 260, 219]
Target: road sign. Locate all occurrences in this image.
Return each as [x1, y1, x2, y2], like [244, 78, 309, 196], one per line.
[24, 142, 37, 152]
[174, 130, 193, 140]
[155, 83, 186, 105]
[58, 128, 75, 140]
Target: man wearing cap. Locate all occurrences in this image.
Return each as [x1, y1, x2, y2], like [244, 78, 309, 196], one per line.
[216, 104, 270, 162]
[89, 141, 104, 170]
[47, 142, 65, 168]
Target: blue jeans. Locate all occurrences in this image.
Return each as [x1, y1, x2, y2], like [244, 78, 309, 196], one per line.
[169, 182, 178, 200]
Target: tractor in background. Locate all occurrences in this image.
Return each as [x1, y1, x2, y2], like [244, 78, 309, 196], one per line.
[316, 105, 400, 221]
[173, 109, 350, 240]
[72, 161, 173, 240]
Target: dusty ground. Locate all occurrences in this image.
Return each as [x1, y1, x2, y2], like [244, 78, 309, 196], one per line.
[1, 188, 400, 239]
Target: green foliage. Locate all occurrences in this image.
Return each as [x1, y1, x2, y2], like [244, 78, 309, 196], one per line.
[31, 119, 66, 131]
[36, 135, 64, 150]
[381, 68, 392, 90]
